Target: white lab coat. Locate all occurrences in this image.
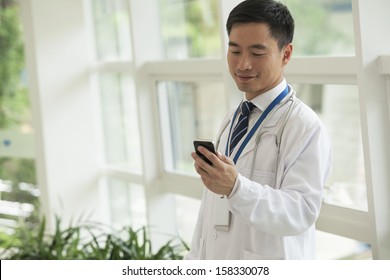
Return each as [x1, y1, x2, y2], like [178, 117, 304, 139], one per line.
[185, 84, 332, 260]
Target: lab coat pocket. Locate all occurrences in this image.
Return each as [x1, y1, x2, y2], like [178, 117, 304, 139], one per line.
[243, 250, 282, 260]
[253, 133, 279, 172]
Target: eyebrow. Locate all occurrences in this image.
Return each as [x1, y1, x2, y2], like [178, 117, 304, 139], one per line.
[228, 41, 267, 50]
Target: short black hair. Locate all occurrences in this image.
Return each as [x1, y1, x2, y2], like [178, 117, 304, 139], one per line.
[226, 0, 295, 50]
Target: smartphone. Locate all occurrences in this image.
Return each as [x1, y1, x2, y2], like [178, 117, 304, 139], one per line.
[193, 140, 216, 165]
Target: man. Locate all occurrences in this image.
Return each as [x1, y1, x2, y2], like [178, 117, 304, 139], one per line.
[186, 0, 332, 259]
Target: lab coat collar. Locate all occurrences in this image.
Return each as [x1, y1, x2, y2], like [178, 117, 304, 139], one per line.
[244, 79, 288, 112]
[235, 83, 295, 161]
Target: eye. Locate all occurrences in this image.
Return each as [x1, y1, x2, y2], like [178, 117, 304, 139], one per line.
[230, 50, 240, 55]
[253, 53, 265, 57]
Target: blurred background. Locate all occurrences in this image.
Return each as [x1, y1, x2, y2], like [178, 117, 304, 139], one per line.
[0, 0, 389, 259]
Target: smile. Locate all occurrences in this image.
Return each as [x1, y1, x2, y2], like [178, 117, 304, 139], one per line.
[236, 74, 256, 82]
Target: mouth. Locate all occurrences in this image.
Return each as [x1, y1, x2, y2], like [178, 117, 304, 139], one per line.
[236, 74, 256, 82]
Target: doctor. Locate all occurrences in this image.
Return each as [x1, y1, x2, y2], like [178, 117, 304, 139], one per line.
[186, 0, 332, 259]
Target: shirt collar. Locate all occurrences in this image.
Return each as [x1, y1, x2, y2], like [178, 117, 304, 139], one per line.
[243, 79, 287, 112]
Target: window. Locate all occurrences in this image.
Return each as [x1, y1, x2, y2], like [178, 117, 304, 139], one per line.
[159, 0, 222, 59]
[92, 0, 132, 61]
[0, 1, 39, 233]
[98, 73, 142, 172]
[90, 0, 143, 229]
[295, 84, 367, 211]
[105, 178, 147, 230]
[316, 231, 371, 259]
[174, 194, 201, 243]
[282, 0, 355, 56]
[157, 80, 226, 173]
[91, 0, 141, 172]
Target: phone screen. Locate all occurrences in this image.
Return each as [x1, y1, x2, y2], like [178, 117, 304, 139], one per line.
[193, 140, 216, 165]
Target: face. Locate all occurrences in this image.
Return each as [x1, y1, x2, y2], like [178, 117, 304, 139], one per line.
[227, 22, 293, 100]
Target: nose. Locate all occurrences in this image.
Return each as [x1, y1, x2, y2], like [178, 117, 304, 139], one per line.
[237, 53, 253, 71]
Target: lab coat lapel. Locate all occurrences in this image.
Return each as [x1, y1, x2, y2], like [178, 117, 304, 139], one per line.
[230, 134, 257, 161]
[235, 102, 290, 160]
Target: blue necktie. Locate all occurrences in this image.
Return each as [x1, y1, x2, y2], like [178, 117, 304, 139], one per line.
[229, 101, 255, 155]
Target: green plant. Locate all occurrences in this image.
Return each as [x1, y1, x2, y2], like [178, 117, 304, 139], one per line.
[0, 216, 189, 260]
[0, 0, 30, 129]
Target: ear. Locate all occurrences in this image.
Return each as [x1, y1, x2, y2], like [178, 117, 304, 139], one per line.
[282, 43, 293, 65]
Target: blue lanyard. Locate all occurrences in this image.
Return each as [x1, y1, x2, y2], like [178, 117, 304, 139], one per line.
[225, 86, 289, 164]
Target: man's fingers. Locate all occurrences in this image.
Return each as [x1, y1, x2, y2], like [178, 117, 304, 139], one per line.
[197, 146, 218, 165]
[217, 151, 234, 166]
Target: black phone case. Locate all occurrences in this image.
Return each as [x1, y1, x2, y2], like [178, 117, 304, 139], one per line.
[193, 140, 216, 165]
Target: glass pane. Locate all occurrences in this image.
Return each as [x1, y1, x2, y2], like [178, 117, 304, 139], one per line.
[157, 81, 226, 173]
[294, 84, 367, 211]
[105, 178, 147, 230]
[91, 0, 132, 60]
[0, 2, 39, 234]
[174, 194, 201, 244]
[99, 73, 142, 172]
[316, 231, 372, 259]
[282, 0, 355, 55]
[159, 0, 222, 59]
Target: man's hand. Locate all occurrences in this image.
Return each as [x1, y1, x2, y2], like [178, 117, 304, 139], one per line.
[192, 146, 238, 196]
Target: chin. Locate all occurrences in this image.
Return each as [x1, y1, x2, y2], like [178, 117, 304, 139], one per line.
[236, 83, 255, 93]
